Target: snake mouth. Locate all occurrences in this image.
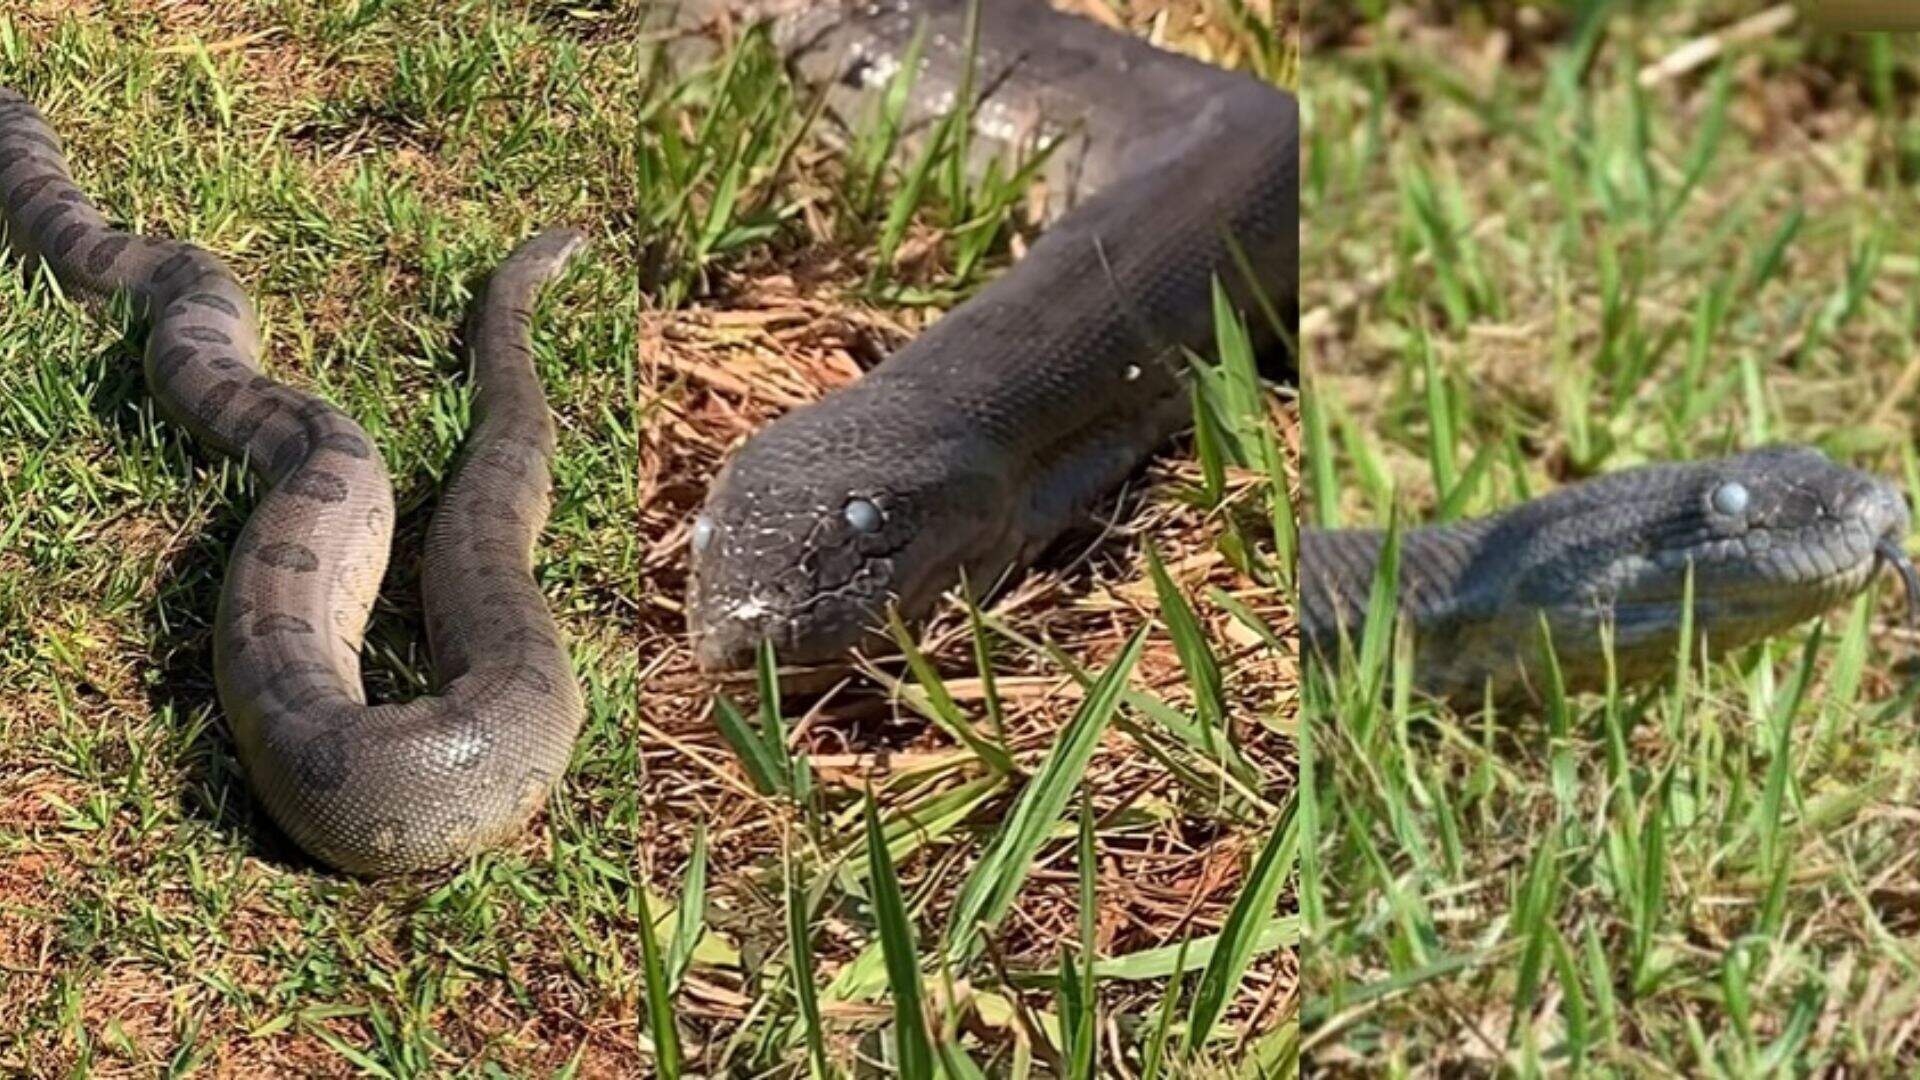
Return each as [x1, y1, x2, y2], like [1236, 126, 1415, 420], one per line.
[1875, 537, 1920, 630]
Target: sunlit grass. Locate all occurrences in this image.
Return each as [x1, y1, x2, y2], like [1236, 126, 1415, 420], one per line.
[1303, 5, 1920, 1072]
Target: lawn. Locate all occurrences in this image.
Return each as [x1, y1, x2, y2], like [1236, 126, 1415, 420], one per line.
[0, 1, 1294, 1075]
[1301, 2, 1920, 1073]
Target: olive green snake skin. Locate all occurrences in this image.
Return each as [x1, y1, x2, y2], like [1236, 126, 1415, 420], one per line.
[0, 88, 586, 875]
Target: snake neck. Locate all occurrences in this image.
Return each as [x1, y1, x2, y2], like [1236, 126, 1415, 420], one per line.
[1300, 519, 1504, 663]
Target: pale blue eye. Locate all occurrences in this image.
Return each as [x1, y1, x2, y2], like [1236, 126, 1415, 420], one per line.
[691, 515, 715, 553]
[1711, 481, 1749, 516]
[844, 498, 881, 533]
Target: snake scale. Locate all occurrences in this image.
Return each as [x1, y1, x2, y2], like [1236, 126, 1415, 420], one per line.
[0, 89, 586, 875]
[1300, 447, 1919, 705]
[681, 0, 1299, 670]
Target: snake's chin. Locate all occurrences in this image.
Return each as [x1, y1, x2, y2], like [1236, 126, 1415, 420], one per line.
[688, 558, 955, 672]
[689, 597, 868, 672]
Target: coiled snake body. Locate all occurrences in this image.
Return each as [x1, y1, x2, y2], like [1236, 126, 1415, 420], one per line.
[0, 90, 585, 875]
[682, 0, 1299, 670]
[1300, 447, 1918, 704]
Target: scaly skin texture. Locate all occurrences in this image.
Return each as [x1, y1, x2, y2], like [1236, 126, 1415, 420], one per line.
[0, 89, 586, 875]
[683, 0, 1298, 670]
[1300, 447, 1914, 705]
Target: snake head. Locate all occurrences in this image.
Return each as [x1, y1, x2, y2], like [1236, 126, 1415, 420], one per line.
[686, 406, 1010, 672]
[1508, 444, 1912, 675]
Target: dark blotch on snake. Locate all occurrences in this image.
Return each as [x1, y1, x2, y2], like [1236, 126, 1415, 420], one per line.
[4, 173, 55, 211]
[283, 682, 348, 712]
[318, 431, 371, 459]
[31, 200, 70, 232]
[228, 397, 281, 442]
[468, 537, 517, 561]
[469, 498, 523, 525]
[150, 250, 194, 286]
[293, 732, 350, 793]
[477, 444, 533, 478]
[269, 434, 311, 477]
[152, 345, 196, 381]
[253, 542, 320, 573]
[180, 325, 231, 345]
[194, 380, 242, 425]
[504, 626, 556, 648]
[508, 664, 554, 695]
[252, 613, 314, 635]
[291, 398, 333, 422]
[51, 221, 85, 256]
[283, 470, 350, 504]
[186, 292, 239, 316]
[86, 235, 131, 276]
[2, 128, 59, 153]
[265, 660, 334, 695]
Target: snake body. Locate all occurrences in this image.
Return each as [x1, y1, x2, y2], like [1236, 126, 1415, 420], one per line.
[683, 0, 1299, 670]
[0, 90, 585, 875]
[1300, 447, 1917, 704]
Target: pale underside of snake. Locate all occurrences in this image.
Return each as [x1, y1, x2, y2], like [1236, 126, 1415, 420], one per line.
[677, 0, 1299, 671]
[0, 89, 586, 876]
[1299, 445, 1920, 706]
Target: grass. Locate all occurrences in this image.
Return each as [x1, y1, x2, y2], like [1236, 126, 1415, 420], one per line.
[0, 0, 1294, 1074]
[1302, 3, 1920, 1072]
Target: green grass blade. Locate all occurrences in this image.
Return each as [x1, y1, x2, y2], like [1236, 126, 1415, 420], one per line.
[667, 825, 708, 994]
[1139, 935, 1191, 1080]
[864, 795, 936, 1079]
[635, 886, 683, 1077]
[1063, 788, 1098, 1077]
[945, 628, 1148, 960]
[887, 607, 1016, 774]
[786, 852, 832, 1080]
[964, 578, 1009, 745]
[1144, 543, 1227, 759]
[1183, 795, 1297, 1052]
[713, 694, 787, 797]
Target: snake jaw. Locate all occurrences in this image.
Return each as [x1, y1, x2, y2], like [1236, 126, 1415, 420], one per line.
[1875, 537, 1920, 631]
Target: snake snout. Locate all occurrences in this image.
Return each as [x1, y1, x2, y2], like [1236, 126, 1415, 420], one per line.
[1842, 481, 1911, 544]
[1842, 479, 1917, 628]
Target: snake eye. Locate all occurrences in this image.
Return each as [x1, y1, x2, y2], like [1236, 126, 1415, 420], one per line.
[1711, 481, 1750, 517]
[844, 498, 882, 534]
[691, 515, 716, 554]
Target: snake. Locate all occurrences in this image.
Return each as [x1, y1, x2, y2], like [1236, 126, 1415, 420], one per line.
[678, 0, 1299, 670]
[0, 88, 586, 875]
[1299, 446, 1920, 705]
